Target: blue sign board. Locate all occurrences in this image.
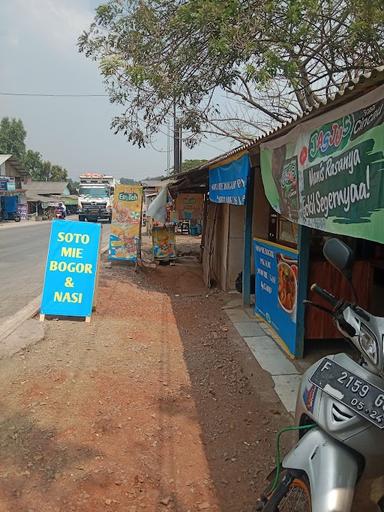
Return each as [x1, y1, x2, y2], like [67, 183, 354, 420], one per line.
[41, 220, 101, 318]
[209, 154, 250, 205]
[254, 238, 299, 355]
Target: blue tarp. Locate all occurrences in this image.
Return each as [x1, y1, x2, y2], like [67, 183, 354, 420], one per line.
[209, 154, 250, 205]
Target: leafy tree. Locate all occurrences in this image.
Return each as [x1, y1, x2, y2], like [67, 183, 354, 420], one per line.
[181, 159, 207, 173]
[24, 155, 68, 182]
[0, 117, 27, 159]
[67, 179, 80, 194]
[79, 0, 384, 146]
[50, 164, 68, 182]
[120, 177, 138, 184]
[23, 150, 44, 180]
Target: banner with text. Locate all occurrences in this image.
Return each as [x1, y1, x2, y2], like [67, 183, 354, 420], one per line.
[109, 184, 143, 261]
[254, 239, 299, 356]
[209, 154, 250, 205]
[260, 84, 384, 243]
[40, 220, 101, 318]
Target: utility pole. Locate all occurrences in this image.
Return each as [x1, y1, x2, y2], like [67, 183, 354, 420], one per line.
[166, 120, 171, 175]
[173, 102, 182, 174]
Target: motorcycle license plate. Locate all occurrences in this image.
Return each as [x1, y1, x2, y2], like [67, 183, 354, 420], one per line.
[310, 358, 384, 429]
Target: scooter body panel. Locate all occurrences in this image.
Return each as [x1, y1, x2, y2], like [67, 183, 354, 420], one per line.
[283, 427, 358, 512]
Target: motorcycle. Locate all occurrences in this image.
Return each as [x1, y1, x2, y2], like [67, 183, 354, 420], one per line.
[54, 208, 66, 220]
[0, 211, 21, 222]
[257, 238, 384, 512]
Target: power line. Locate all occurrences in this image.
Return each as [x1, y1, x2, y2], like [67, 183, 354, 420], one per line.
[0, 90, 226, 152]
[0, 92, 107, 97]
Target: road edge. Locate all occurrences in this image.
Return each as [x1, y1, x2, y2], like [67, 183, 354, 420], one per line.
[0, 243, 109, 344]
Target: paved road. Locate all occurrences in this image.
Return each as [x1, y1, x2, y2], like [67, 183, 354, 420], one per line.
[0, 221, 110, 322]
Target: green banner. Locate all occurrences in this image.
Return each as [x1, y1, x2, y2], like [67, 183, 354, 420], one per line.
[261, 85, 384, 243]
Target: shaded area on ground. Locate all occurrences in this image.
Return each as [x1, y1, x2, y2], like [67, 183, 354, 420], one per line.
[0, 247, 292, 512]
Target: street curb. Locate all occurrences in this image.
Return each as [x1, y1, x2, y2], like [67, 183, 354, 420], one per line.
[0, 295, 42, 343]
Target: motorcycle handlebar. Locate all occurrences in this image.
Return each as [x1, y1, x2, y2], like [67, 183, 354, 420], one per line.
[310, 283, 339, 308]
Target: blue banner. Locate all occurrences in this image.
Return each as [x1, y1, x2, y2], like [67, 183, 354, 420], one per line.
[254, 238, 299, 355]
[209, 154, 250, 205]
[41, 220, 101, 318]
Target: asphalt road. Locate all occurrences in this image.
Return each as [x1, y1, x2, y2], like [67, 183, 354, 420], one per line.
[0, 221, 110, 322]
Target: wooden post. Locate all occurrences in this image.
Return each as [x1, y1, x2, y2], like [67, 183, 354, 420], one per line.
[242, 166, 255, 307]
[137, 187, 144, 266]
[294, 225, 311, 357]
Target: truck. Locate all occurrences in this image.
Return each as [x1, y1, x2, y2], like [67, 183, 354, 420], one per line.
[78, 173, 115, 223]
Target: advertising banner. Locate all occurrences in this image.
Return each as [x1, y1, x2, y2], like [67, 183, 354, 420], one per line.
[254, 238, 299, 355]
[109, 184, 143, 261]
[152, 226, 176, 260]
[175, 193, 204, 222]
[261, 84, 384, 243]
[209, 154, 250, 205]
[40, 220, 101, 318]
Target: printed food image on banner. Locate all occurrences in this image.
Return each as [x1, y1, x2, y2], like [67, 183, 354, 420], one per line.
[109, 184, 143, 261]
[254, 238, 299, 356]
[152, 226, 176, 260]
[260, 84, 384, 243]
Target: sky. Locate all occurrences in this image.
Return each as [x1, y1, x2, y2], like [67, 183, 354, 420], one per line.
[0, 0, 233, 180]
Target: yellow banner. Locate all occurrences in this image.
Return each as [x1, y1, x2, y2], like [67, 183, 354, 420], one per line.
[109, 184, 143, 261]
[152, 226, 176, 260]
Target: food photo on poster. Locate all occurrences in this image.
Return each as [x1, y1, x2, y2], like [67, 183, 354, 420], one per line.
[253, 238, 299, 354]
[109, 184, 143, 262]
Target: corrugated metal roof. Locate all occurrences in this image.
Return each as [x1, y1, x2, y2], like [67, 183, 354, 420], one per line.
[141, 179, 169, 188]
[24, 193, 62, 203]
[22, 181, 69, 194]
[175, 66, 384, 179]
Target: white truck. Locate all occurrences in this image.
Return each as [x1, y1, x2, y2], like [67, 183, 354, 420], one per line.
[78, 173, 115, 223]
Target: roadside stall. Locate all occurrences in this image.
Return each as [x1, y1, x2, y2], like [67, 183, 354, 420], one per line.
[258, 81, 384, 356]
[175, 193, 204, 235]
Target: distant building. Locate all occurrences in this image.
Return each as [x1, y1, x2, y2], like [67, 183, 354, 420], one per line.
[22, 181, 78, 215]
[0, 154, 29, 219]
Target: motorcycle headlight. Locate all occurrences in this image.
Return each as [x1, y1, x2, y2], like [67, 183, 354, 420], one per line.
[359, 326, 378, 365]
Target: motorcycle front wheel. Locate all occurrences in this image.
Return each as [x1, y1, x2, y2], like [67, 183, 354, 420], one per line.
[275, 477, 311, 512]
[258, 474, 311, 512]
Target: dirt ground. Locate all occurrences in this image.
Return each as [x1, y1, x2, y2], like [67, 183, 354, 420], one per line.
[0, 236, 294, 512]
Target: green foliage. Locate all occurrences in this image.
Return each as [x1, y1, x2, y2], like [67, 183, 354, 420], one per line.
[181, 159, 207, 173]
[67, 179, 80, 194]
[120, 177, 139, 184]
[0, 118, 26, 159]
[79, 0, 384, 146]
[22, 150, 43, 180]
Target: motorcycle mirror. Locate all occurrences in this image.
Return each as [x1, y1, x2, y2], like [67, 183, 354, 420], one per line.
[323, 238, 354, 279]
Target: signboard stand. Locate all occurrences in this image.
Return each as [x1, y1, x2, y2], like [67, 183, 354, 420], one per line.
[253, 238, 299, 356]
[109, 185, 143, 264]
[39, 220, 101, 322]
